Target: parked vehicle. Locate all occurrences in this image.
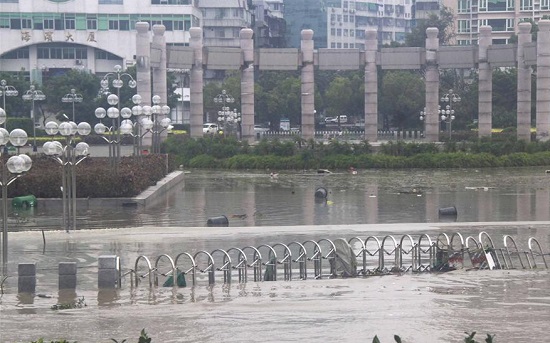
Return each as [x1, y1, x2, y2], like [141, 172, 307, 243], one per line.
[203, 123, 219, 134]
[325, 115, 348, 124]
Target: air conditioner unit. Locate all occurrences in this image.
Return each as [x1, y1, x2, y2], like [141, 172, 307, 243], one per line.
[343, 8, 348, 12]
[75, 59, 82, 65]
[331, 21, 336, 25]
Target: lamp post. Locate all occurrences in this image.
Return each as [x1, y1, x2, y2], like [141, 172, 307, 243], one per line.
[214, 90, 234, 133]
[128, 95, 171, 154]
[61, 89, 83, 122]
[22, 85, 46, 152]
[0, 80, 18, 129]
[43, 121, 91, 232]
[0, 126, 32, 276]
[97, 65, 137, 166]
[217, 108, 241, 138]
[94, 94, 133, 171]
[440, 89, 461, 140]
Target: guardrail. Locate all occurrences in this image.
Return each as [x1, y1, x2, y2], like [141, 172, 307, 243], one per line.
[256, 130, 425, 141]
[14, 230, 548, 293]
[121, 231, 547, 289]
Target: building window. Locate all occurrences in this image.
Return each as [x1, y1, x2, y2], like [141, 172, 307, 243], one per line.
[458, 0, 470, 13]
[331, 28, 336, 35]
[506, 18, 515, 31]
[487, 18, 506, 31]
[109, 20, 119, 30]
[520, 0, 532, 10]
[87, 16, 97, 30]
[174, 20, 184, 30]
[479, 0, 487, 10]
[488, 0, 507, 11]
[542, 0, 549, 9]
[458, 20, 470, 33]
[457, 39, 471, 45]
[215, 28, 225, 38]
[120, 20, 130, 30]
[44, 19, 55, 29]
[65, 16, 75, 29]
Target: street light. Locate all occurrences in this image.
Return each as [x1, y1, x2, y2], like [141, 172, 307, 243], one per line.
[440, 89, 461, 140]
[127, 95, 171, 154]
[97, 65, 137, 166]
[94, 94, 132, 171]
[217, 108, 241, 138]
[22, 85, 46, 152]
[214, 89, 234, 133]
[61, 89, 83, 122]
[0, 126, 32, 276]
[43, 121, 91, 232]
[0, 80, 18, 129]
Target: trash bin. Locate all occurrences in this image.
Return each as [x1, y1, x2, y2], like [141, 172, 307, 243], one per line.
[12, 195, 37, 208]
[206, 215, 229, 227]
[438, 206, 457, 216]
[314, 187, 328, 199]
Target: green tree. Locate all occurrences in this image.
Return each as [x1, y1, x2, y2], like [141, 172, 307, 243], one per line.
[0, 71, 33, 118]
[42, 69, 102, 124]
[324, 74, 364, 121]
[379, 70, 425, 130]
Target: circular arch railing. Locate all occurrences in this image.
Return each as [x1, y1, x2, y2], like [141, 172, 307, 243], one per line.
[126, 231, 548, 289]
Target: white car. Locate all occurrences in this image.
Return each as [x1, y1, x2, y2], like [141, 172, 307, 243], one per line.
[203, 123, 219, 134]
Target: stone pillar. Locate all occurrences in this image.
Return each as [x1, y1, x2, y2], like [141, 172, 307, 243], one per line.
[425, 28, 440, 142]
[364, 29, 378, 142]
[98, 255, 121, 289]
[301, 30, 315, 140]
[240, 28, 255, 143]
[517, 22, 532, 141]
[18, 263, 36, 293]
[478, 26, 493, 138]
[536, 20, 550, 141]
[136, 22, 152, 107]
[190, 27, 204, 138]
[152, 25, 169, 145]
[152, 25, 168, 106]
[59, 262, 77, 290]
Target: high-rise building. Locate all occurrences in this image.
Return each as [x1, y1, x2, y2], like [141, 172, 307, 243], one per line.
[450, 0, 550, 45]
[284, 0, 414, 49]
[200, 0, 253, 47]
[283, 0, 329, 48]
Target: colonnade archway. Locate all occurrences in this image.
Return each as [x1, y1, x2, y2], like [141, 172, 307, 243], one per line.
[136, 21, 549, 143]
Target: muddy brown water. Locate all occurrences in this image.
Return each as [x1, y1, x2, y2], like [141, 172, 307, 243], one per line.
[1, 168, 550, 342]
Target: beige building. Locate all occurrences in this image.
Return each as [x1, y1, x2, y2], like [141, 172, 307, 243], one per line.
[450, 0, 550, 45]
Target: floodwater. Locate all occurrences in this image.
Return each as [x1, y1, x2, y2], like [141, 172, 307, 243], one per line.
[1, 168, 550, 342]
[11, 167, 550, 230]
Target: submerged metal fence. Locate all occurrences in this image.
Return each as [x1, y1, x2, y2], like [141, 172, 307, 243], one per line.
[122, 231, 548, 289]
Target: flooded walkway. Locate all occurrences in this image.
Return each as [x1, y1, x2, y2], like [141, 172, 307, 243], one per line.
[1, 222, 549, 343]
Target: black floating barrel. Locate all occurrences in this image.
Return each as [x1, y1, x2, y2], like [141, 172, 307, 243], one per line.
[207, 215, 229, 227]
[438, 206, 458, 216]
[315, 187, 328, 199]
